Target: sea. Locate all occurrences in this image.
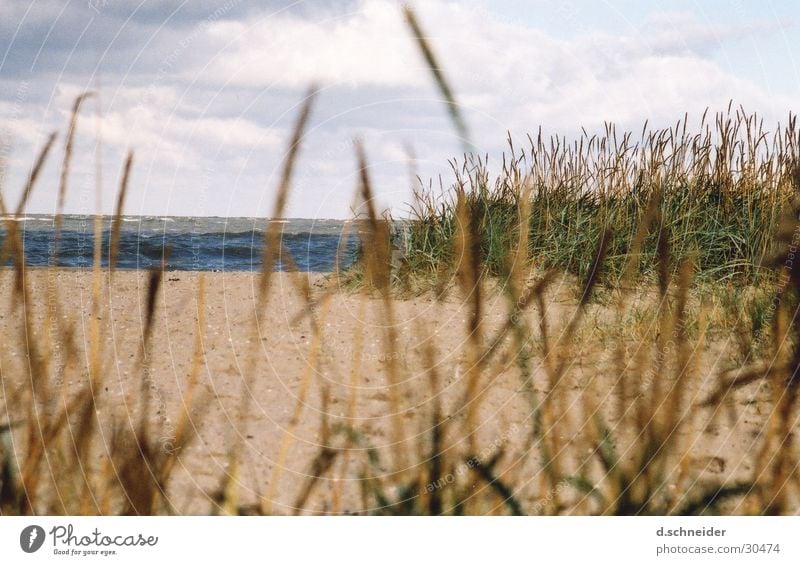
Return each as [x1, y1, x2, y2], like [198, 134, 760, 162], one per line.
[0, 215, 362, 272]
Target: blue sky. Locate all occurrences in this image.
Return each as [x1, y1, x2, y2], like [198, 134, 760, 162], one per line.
[1, 0, 798, 218]
[490, 0, 800, 95]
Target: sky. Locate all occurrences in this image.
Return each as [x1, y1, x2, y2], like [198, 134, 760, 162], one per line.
[0, 0, 798, 219]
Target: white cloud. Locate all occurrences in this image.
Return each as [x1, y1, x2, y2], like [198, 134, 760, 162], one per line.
[200, 0, 422, 89]
[639, 11, 790, 57]
[190, 0, 797, 130]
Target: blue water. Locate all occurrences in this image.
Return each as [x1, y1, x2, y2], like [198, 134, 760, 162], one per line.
[0, 215, 361, 272]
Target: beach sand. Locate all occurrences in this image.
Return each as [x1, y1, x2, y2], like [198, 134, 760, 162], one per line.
[0, 269, 767, 514]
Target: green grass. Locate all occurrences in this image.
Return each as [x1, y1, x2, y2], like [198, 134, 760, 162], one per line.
[397, 111, 796, 288]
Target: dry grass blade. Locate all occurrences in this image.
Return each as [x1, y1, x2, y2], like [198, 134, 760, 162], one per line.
[330, 289, 367, 513]
[259, 86, 318, 304]
[354, 140, 407, 471]
[0, 132, 58, 281]
[137, 266, 164, 441]
[110, 151, 134, 273]
[55, 93, 93, 238]
[402, 5, 473, 153]
[484, 269, 558, 361]
[260, 295, 333, 514]
[229, 87, 319, 514]
[700, 363, 781, 407]
[466, 452, 524, 515]
[156, 275, 208, 499]
[455, 187, 484, 457]
[15, 132, 58, 217]
[421, 337, 446, 515]
[578, 227, 612, 308]
[289, 387, 340, 514]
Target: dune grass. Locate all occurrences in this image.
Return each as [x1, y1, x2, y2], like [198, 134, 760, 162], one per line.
[400, 111, 797, 289]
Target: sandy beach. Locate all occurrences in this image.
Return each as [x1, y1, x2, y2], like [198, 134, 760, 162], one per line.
[0, 269, 769, 514]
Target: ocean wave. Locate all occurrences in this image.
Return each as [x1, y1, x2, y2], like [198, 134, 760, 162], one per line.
[3, 228, 358, 272]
